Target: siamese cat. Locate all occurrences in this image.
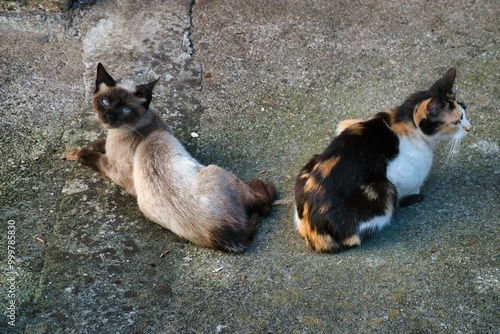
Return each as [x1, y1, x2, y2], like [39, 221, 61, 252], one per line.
[63, 63, 276, 252]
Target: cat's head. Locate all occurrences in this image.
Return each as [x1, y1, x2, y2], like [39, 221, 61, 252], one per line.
[92, 63, 159, 130]
[411, 68, 471, 142]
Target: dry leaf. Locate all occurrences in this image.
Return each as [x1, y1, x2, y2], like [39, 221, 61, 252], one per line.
[33, 235, 45, 244]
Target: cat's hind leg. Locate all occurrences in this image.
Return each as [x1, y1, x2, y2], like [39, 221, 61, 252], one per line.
[295, 208, 340, 253]
[294, 199, 346, 253]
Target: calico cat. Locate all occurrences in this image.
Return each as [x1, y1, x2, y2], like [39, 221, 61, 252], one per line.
[294, 68, 471, 253]
[63, 63, 276, 252]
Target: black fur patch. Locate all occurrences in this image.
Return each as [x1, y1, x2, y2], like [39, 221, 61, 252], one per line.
[295, 116, 399, 243]
[135, 78, 159, 110]
[418, 118, 442, 136]
[95, 63, 117, 93]
[395, 90, 434, 124]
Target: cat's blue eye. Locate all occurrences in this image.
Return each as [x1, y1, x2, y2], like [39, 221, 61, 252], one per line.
[101, 99, 109, 106]
[121, 107, 131, 114]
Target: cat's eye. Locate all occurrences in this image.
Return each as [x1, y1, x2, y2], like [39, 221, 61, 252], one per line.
[101, 99, 109, 106]
[121, 107, 131, 114]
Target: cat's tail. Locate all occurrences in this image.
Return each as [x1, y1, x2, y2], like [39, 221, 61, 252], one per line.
[243, 179, 277, 246]
[208, 179, 276, 253]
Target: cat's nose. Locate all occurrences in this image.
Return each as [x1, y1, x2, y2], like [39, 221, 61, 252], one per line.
[105, 113, 115, 123]
[463, 123, 471, 132]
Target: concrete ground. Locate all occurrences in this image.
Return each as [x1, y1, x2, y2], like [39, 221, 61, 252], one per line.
[1, 0, 498, 333]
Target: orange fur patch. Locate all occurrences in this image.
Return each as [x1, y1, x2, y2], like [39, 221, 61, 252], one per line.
[346, 123, 365, 136]
[433, 101, 462, 136]
[304, 177, 325, 196]
[438, 123, 459, 136]
[413, 98, 431, 126]
[336, 119, 363, 135]
[342, 235, 361, 247]
[386, 110, 410, 136]
[318, 204, 330, 214]
[296, 203, 310, 239]
[296, 203, 336, 252]
[298, 172, 310, 180]
[307, 231, 335, 253]
[313, 156, 340, 179]
[441, 105, 461, 123]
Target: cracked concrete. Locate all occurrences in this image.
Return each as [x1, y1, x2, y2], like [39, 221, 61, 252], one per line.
[1, 0, 499, 333]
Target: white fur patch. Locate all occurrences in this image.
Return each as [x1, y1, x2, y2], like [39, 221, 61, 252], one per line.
[358, 212, 392, 233]
[460, 106, 472, 132]
[387, 134, 434, 198]
[293, 206, 300, 229]
[361, 184, 379, 200]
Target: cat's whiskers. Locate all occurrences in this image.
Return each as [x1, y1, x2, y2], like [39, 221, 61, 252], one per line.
[444, 133, 465, 166]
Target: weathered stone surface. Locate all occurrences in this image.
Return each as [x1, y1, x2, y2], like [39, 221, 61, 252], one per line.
[0, 0, 498, 333]
[0, 0, 74, 12]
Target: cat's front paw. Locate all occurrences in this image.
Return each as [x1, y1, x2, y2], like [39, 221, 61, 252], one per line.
[91, 138, 106, 153]
[61, 147, 82, 161]
[76, 148, 102, 170]
[61, 147, 103, 172]
[399, 194, 425, 208]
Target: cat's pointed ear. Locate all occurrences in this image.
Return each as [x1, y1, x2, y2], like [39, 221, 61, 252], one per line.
[95, 63, 117, 93]
[135, 78, 160, 109]
[430, 67, 456, 94]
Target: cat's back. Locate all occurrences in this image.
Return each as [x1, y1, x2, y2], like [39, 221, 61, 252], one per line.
[296, 115, 400, 216]
[135, 129, 202, 184]
[294, 114, 400, 252]
[132, 128, 254, 248]
[314, 114, 399, 183]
